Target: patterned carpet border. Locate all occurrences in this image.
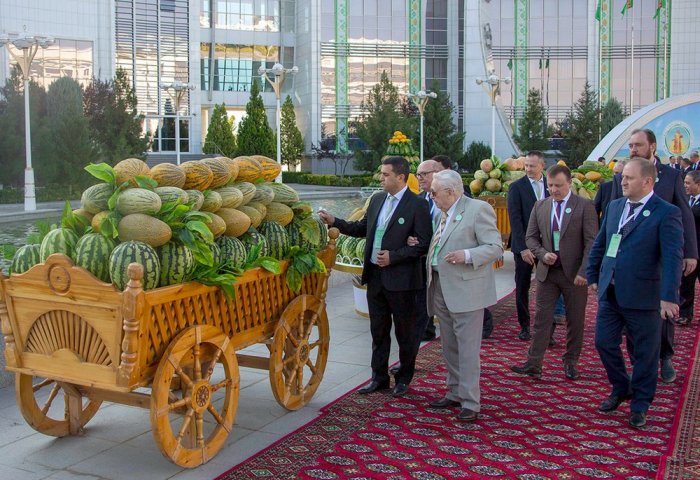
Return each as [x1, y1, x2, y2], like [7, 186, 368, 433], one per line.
[657, 323, 700, 480]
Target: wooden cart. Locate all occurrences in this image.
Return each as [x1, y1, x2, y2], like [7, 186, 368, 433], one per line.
[0, 229, 339, 468]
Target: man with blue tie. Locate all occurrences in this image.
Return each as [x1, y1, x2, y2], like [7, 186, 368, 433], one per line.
[587, 158, 683, 428]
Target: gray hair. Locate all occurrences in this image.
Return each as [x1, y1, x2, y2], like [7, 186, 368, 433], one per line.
[432, 169, 463, 193]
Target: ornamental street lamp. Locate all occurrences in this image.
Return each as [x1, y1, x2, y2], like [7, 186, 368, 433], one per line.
[160, 81, 195, 165]
[476, 69, 510, 158]
[258, 63, 298, 182]
[0, 31, 54, 211]
[407, 90, 437, 163]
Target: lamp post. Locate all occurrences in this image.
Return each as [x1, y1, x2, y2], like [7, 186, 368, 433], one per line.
[0, 31, 54, 211]
[407, 90, 437, 163]
[160, 81, 195, 165]
[476, 69, 510, 158]
[258, 63, 298, 182]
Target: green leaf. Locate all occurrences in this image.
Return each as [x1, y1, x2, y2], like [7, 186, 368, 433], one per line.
[85, 163, 116, 185]
[298, 253, 317, 272]
[187, 221, 214, 243]
[258, 257, 281, 274]
[2, 244, 17, 261]
[285, 266, 302, 293]
[183, 211, 212, 223]
[299, 216, 320, 245]
[134, 175, 158, 190]
[100, 212, 121, 239]
[292, 257, 312, 275]
[107, 183, 128, 211]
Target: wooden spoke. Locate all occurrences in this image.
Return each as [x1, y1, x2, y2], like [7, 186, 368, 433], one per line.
[16, 374, 102, 437]
[270, 295, 330, 411]
[151, 326, 239, 468]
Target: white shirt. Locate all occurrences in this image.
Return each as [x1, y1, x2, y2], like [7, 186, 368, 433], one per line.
[690, 194, 700, 207]
[530, 176, 546, 200]
[549, 191, 572, 229]
[618, 191, 654, 232]
[378, 186, 407, 226]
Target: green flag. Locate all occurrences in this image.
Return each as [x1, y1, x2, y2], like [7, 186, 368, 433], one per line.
[621, 0, 633, 15]
[653, 0, 665, 19]
[507, 58, 513, 71]
[595, 0, 601, 21]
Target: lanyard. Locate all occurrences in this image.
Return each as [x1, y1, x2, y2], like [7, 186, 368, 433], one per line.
[552, 201, 564, 230]
[616, 205, 639, 234]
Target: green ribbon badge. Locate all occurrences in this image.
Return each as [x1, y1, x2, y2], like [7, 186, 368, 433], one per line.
[398, 217, 405, 224]
[455, 214, 463, 222]
[643, 210, 650, 217]
[565, 207, 572, 214]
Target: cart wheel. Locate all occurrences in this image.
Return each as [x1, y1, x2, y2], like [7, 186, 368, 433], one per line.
[270, 294, 330, 410]
[16, 374, 102, 437]
[150, 325, 239, 468]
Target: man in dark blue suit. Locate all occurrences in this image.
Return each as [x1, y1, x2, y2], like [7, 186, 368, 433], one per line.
[609, 129, 698, 383]
[320, 156, 432, 398]
[507, 151, 548, 340]
[588, 158, 683, 428]
[678, 170, 700, 325]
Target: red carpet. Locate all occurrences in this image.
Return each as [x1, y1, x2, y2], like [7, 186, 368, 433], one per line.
[216, 289, 700, 479]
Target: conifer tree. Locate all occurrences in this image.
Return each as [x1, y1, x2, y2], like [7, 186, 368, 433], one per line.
[280, 96, 304, 170]
[203, 103, 237, 157]
[512, 88, 551, 153]
[422, 80, 464, 162]
[600, 97, 625, 139]
[236, 80, 275, 158]
[560, 82, 601, 165]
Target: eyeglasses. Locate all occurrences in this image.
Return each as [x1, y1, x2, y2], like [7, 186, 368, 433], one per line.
[416, 170, 437, 179]
[429, 188, 451, 197]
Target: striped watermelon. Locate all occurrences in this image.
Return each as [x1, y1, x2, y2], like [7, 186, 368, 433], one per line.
[217, 235, 247, 269]
[239, 227, 269, 258]
[285, 222, 312, 252]
[10, 244, 41, 274]
[74, 233, 116, 282]
[40, 228, 80, 262]
[317, 217, 329, 250]
[209, 242, 223, 267]
[109, 240, 161, 290]
[158, 242, 195, 286]
[259, 221, 290, 260]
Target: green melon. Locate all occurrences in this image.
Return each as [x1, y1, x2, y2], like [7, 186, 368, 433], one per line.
[239, 227, 269, 258]
[154, 186, 188, 205]
[258, 221, 290, 260]
[74, 233, 116, 282]
[40, 228, 80, 262]
[109, 240, 161, 290]
[116, 188, 162, 216]
[81, 183, 114, 215]
[267, 183, 300, 205]
[216, 235, 247, 269]
[10, 244, 41, 274]
[158, 242, 195, 286]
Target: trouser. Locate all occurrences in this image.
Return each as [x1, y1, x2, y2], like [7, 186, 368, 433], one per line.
[513, 253, 534, 330]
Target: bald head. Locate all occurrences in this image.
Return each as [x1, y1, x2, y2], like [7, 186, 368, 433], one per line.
[416, 160, 440, 192]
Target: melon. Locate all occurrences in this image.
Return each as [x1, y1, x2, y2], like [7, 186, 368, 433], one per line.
[239, 227, 269, 257]
[267, 183, 300, 205]
[116, 188, 162, 216]
[214, 186, 244, 209]
[39, 228, 80, 262]
[232, 156, 263, 182]
[91, 211, 110, 233]
[258, 221, 290, 259]
[238, 205, 263, 228]
[480, 159, 494, 173]
[209, 242, 223, 267]
[230, 182, 256, 205]
[204, 213, 227, 238]
[154, 186, 189, 206]
[81, 183, 114, 214]
[246, 201, 267, 218]
[250, 155, 282, 182]
[484, 178, 502, 193]
[201, 190, 223, 212]
[109, 240, 160, 290]
[150, 163, 186, 188]
[286, 222, 312, 251]
[264, 202, 294, 226]
[216, 207, 252, 237]
[72, 208, 94, 224]
[118, 214, 173, 247]
[10, 244, 41, 274]
[201, 157, 232, 189]
[114, 158, 150, 186]
[217, 156, 240, 182]
[317, 218, 329, 250]
[186, 189, 205, 211]
[181, 161, 213, 191]
[251, 184, 275, 205]
[158, 242, 195, 286]
[216, 235, 247, 269]
[74, 233, 116, 282]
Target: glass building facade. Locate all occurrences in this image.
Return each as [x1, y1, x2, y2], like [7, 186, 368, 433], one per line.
[27, 39, 93, 89]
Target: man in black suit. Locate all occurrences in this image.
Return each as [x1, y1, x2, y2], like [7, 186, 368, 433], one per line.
[691, 152, 700, 171]
[678, 170, 700, 325]
[681, 157, 693, 177]
[507, 150, 548, 340]
[319, 156, 432, 397]
[610, 129, 698, 383]
[669, 156, 682, 171]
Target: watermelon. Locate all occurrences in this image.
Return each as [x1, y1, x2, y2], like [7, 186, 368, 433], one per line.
[158, 242, 195, 286]
[74, 233, 116, 282]
[354, 239, 366, 260]
[317, 217, 329, 250]
[258, 221, 290, 260]
[217, 235, 247, 269]
[286, 222, 312, 252]
[10, 244, 41, 274]
[40, 228, 80, 262]
[109, 240, 161, 290]
[209, 242, 223, 267]
[239, 227, 269, 258]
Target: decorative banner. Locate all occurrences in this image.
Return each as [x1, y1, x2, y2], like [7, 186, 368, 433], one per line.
[408, 0, 422, 93]
[335, 0, 349, 153]
[513, 0, 528, 129]
[655, 0, 671, 101]
[599, 0, 613, 104]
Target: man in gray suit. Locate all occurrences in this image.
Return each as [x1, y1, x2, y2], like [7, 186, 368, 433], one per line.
[426, 170, 504, 422]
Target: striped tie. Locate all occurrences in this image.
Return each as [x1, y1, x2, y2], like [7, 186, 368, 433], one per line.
[427, 212, 448, 286]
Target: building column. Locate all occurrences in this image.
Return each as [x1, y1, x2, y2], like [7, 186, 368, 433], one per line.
[335, 0, 349, 153]
[513, 0, 528, 129]
[598, 0, 613, 105]
[408, 0, 422, 92]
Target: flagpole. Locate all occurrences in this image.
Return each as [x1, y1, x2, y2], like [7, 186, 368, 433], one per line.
[663, 6, 668, 99]
[598, 4, 602, 140]
[630, 5, 635, 114]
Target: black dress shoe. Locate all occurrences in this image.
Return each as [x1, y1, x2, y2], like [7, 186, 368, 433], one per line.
[422, 332, 436, 341]
[518, 329, 531, 341]
[510, 362, 542, 378]
[429, 397, 461, 409]
[548, 337, 556, 348]
[456, 408, 479, 422]
[358, 380, 390, 395]
[629, 411, 646, 428]
[599, 393, 632, 412]
[564, 364, 579, 380]
[392, 383, 408, 397]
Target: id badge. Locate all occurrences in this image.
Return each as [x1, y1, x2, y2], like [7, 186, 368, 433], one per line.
[606, 233, 622, 258]
[553, 231, 561, 252]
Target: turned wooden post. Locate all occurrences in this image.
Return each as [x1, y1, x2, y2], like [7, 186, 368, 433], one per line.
[0, 274, 17, 369]
[117, 263, 144, 387]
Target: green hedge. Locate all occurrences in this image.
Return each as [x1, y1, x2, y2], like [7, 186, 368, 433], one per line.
[282, 172, 374, 187]
[0, 184, 81, 204]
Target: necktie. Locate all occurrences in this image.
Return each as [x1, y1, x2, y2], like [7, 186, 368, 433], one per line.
[620, 202, 642, 239]
[690, 196, 697, 207]
[370, 195, 395, 263]
[427, 211, 448, 286]
[382, 195, 395, 226]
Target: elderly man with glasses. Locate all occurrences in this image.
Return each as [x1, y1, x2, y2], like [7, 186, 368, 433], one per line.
[425, 170, 503, 422]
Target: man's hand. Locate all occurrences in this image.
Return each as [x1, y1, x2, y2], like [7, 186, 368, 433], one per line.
[683, 258, 697, 277]
[407, 235, 418, 246]
[574, 275, 587, 286]
[521, 249, 536, 266]
[589, 283, 598, 293]
[660, 300, 680, 321]
[376, 250, 391, 267]
[444, 250, 465, 265]
[318, 210, 335, 225]
[542, 252, 558, 265]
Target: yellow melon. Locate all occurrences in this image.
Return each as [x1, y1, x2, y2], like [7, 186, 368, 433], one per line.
[232, 156, 263, 182]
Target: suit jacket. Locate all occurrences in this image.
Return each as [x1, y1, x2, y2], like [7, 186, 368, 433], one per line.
[586, 195, 684, 309]
[594, 180, 614, 218]
[333, 189, 432, 290]
[692, 202, 700, 251]
[507, 175, 549, 254]
[526, 194, 599, 283]
[426, 196, 504, 314]
[610, 159, 698, 259]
